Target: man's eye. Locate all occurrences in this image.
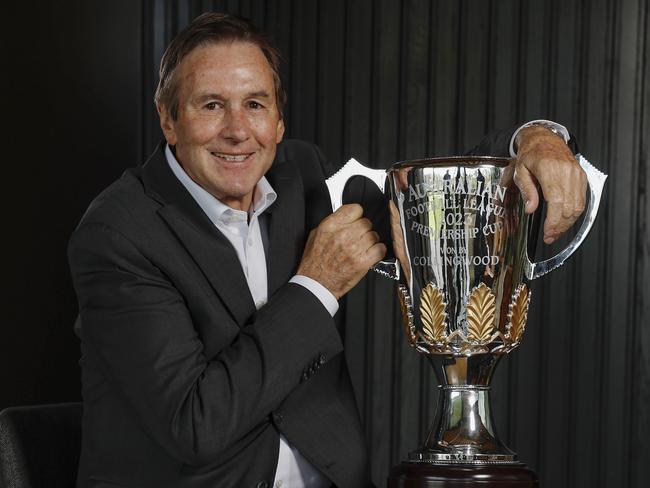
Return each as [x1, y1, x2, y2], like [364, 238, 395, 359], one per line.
[248, 101, 264, 109]
[205, 102, 219, 110]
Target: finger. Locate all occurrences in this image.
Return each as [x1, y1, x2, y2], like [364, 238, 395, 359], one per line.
[543, 192, 579, 243]
[319, 204, 363, 232]
[365, 242, 387, 266]
[543, 166, 587, 243]
[330, 203, 364, 224]
[513, 163, 540, 214]
[571, 169, 588, 218]
[546, 199, 582, 243]
[348, 217, 373, 237]
[332, 217, 373, 246]
[543, 200, 568, 244]
[357, 230, 380, 252]
[389, 201, 405, 236]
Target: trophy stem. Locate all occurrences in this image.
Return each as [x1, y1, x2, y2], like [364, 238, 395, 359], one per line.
[388, 353, 538, 487]
[409, 354, 517, 464]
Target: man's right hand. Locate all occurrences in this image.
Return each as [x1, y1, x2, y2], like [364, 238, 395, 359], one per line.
[297, 204, 387, 299]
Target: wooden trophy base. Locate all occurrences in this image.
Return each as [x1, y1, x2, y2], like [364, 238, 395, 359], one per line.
[387, 462, 538, 487]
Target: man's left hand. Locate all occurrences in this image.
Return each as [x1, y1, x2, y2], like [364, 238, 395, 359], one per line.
[513, 125, 588, 244]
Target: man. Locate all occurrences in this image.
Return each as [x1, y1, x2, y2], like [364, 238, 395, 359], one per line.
[68, 13, 585, 488]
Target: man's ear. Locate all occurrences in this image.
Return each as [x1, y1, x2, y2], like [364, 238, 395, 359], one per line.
[157, 104, 177, 146]
[275, 117, 285, 144]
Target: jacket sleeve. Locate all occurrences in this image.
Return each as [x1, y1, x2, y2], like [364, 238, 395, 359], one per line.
[464, 124, 580, 157]
[68, 221, 343, 466]
[464, 125, 518, 157]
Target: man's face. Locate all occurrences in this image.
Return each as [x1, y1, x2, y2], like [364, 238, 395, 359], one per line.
[159, 41, 285, 211]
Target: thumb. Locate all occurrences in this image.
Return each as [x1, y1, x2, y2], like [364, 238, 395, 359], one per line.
[513, 164, 540, 214]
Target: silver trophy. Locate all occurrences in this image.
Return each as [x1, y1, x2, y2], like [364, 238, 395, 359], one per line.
[326, 155, 606, 470]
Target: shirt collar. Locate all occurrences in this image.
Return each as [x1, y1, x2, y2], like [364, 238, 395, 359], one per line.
[165, 144, 277, 227]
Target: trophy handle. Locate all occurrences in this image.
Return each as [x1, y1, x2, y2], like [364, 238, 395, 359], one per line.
[525, 154, 608, 280]
[325, 158, 400, 280]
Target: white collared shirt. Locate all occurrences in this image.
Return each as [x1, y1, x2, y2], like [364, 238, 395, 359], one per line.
[166, 145, 332, 488]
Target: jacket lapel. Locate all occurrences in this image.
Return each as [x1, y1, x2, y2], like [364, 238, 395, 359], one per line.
[265, 159, 306, 296]
[140, 145, 256, 327]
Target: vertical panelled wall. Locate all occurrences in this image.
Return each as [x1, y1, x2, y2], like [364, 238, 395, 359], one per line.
[143, 1, 649, 487]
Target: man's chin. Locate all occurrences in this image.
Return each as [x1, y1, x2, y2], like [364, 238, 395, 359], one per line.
[213, 185, 256, 210]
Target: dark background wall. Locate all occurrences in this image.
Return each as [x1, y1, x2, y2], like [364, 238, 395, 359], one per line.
[3, 1, 648, 487]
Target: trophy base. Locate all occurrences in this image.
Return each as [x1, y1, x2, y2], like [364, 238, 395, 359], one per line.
[387, 462, 538, 487]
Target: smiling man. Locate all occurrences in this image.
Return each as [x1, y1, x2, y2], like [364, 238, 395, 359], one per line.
[69, 14, 384, 488]
[68, 12, 585, 488]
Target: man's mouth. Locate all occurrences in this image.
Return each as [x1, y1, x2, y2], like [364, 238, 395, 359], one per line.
[211, 151, 254, 162]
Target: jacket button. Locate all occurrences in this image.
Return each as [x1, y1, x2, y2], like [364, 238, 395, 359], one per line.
[256, 482, 268, 488]
[318, 353, 326, 364]
[273, 412, 283, 424]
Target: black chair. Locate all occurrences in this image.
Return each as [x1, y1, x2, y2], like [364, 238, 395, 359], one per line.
[0, 403, 82, 488]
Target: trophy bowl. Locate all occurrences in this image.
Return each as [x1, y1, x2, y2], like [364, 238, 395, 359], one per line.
[326, 155, 607, 485]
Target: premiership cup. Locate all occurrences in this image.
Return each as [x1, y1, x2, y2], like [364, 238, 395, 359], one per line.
[326, 155, 606, 486]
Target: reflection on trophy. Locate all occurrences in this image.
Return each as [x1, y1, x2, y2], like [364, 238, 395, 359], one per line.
[326, 155, 607, 487]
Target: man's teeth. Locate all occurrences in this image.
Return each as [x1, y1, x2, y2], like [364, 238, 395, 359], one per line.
[213, 152, 250, 161]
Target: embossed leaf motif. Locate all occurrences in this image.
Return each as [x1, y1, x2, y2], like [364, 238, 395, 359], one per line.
[419, 283, 447, 344]
[397, 286, 417, 345]
[466, 282, 496, 343]
[506, 284, 530, 343]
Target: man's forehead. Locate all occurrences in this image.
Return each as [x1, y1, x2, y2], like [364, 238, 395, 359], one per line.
[174, 41, 275, 94]
[183, 40, 271, 71]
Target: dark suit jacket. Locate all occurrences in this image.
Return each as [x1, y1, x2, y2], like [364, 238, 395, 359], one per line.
[68, 140, 372, 488]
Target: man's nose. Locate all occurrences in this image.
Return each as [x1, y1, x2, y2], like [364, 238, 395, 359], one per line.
[220, 107, 250, 143]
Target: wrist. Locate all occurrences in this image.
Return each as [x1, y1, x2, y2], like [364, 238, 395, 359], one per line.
[515, 126, 567, 154]
[510, 120, 570, 156]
